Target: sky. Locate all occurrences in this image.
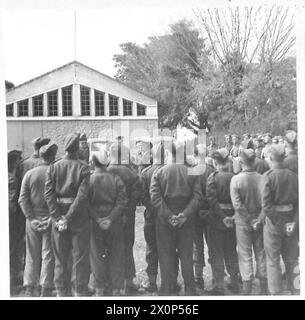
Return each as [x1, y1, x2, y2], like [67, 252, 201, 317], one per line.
[1, 7, 197, 86]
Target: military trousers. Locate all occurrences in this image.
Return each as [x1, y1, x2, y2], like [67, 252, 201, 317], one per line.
[264, 217, 299, 294]
[23, 219, 54, 289]
[123, 205, 136, 280]
[144, 222, 158, 278]
[207, 224, 239, 288]
[235, 224, 266, 281]
[90, 220, 125, 290]
[156, 218, 195, 296]
[193, 217, 208, 280]
[51, 221, 90, 295]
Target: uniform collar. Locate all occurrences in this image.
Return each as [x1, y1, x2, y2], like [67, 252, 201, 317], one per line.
[272, 162, 285, 169]
[64, 154, 79, 160]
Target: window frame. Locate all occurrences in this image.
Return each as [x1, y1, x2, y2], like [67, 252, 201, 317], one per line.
[80, 85, 91, 116]
[109, 94, 119, 116]
[62, 85, 73, 117]
[94, 89, 105, 116]
[123, 99, 133, 116]
[17, 99, 29, 117]
[137, 103, 146, 116]
[33, 94, 44, 117]
[47, 90, 58, 117]
[6, 103, 14, 117]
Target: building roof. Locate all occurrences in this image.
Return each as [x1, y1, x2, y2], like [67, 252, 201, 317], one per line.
[6, 60, 156, 102]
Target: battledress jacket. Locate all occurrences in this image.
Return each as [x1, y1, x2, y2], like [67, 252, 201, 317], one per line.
[44, 154, 91, 227]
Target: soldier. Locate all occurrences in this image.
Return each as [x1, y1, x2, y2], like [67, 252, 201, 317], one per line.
[262, 145, 298, 295]
[78, 133, 90, 164]
[150, 141, 202, 296]
[16, 137, 50, 182]
[191, 144, 215, 290]
[261, 133, 273, 160]
[207, 136, 217, 156]
[107, 142, 142, 295]
[224, 134, 232, 154]
[254, 135, 265, 159]
[206, 148, 239, 295]
[230, 149, 267, 295]
[89, 148, 128, 296]
[230, 134, 242, 158]
[283, 130, 298, 174]
[19, 142, 58, 297]
[45, 133, 91, 297]
[8, 149, 23, 294]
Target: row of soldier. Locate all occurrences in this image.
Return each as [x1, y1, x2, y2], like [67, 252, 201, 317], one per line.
[7, 130, 298, 296]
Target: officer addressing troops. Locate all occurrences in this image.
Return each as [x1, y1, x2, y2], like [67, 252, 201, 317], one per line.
[45, 133, 91, 297]
[88, 148, 128, 296]
[262, 144, 299, 295]
[19, 142, 58, 297]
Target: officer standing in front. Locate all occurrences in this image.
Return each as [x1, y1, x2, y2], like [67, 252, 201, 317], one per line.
[19, 142, 58, 297]
[45, 133, 91, 297]
[262, 144, 299, 295]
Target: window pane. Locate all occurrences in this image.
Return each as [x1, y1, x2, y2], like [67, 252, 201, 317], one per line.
[48, 90, 58, 116]
[137, 103, 146, 116]
[95, 90, 104, 116]
[123, 99, 132, 116]
[18, 99, 28, 116]
[33, 95, 43, 116]
[109, 94, 118, 116]
[6, 104, 13, 117]
[62, 86, 72, 116]
[80, 86, 90, 116]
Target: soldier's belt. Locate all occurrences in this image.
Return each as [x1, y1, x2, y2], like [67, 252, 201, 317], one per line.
[57, 197, 75, 204]
[219, 203, 234, 210]
[273, 204, 294, 212]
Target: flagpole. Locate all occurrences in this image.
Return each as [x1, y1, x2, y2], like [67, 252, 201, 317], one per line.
[74, 10, 77, 61]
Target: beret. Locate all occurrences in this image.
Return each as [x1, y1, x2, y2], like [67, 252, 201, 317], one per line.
[267, 144, 286, 159]
[64, 133, 80, 152]
[8, 149, 22, 159]
[39, 142, 58, 158]
[32, 137, 51, 149]
[91, 148, 109, 166]
[240, 149, 256, 163]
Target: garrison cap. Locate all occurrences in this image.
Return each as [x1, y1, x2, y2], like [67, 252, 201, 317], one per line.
[240, 149, 256, 164]
[79, 133, 87, 141]
[32, 137, 51, 149]
[266, 144, 286, 160]
[39, 142, 58, 158]
[64, 133, 80, 152]
[211, 148, 229, 161]
[8, 149, 22, 159]
[284, 130, 297, 145]
[91, 148, 109, 166]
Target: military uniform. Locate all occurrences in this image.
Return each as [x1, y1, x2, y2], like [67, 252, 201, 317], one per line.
[230, 150, 267, 294]
[89, 163, 128, 294]
[206, 149, 239, 292]
[190, 163, 215, 285]
[262, 147, 298, 294]
[107, 162, 142, 285]
[283, 151, 298, 175]
[19, 143, 58, 296]
[150, 162, 202, 295]
[45, 134, 91, 296]
[253, 157, 270, 175]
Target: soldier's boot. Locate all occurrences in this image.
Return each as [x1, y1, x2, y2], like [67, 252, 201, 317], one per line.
[124, 278, 139, 295]
[142, 275, 158, 293]
[40, 287, 53, 297]
[242, 280, 252, 295]
[227, 275, 240, 294]
[24, 286, 34, 297]
[95, 288, 105, 297]
[259, 278, 268, 295]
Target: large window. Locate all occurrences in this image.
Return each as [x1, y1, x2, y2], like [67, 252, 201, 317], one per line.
[80, 86, 90, 116]
[123, 99, 132, 116]
[48, 90, 58, 116]
[137, 103, 146, 116]
[33, 95, 43, 116]
[18, 99, 28, 116]
[109, 94, 118, 116]
[6, 104, 13, 117]
[95, 90, 104, 116]
[62, 86, 73, 116]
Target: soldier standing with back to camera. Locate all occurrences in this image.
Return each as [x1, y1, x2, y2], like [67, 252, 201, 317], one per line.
[262, 144, 299, 295]
[45, 133, 91, 297]
[283, 130, 298, 174]
[206, 148, 240, 295]
[150, 141, 202, 296]
[89, 148, 128, 296]
[19, 142, 58, 297]
[107, 141, 142, 295]
[230, 149, 267, 295]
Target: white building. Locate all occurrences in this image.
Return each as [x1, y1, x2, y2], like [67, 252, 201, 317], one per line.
[6, 61, 158, 156]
